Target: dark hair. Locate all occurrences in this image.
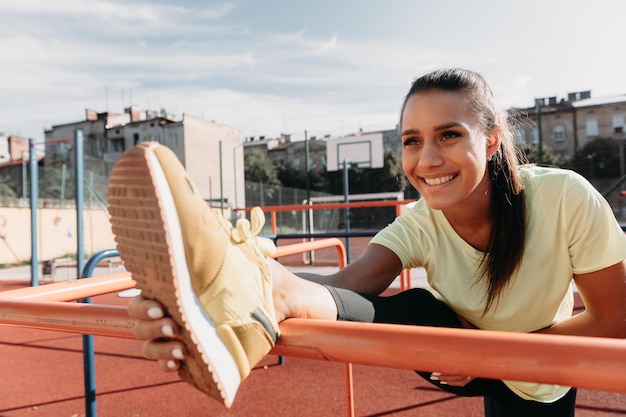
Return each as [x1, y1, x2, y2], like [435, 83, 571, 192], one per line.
[401, 68, 526, 313]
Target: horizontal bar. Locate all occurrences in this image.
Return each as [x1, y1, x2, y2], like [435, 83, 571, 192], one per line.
[1, 297, 625, 393]
[0, 299, 135, 338]
[273, 238, 347, 268]
[0, 272, 135, 302]
[271, 231, 378, 239]
[237, 200, 416, 213]
[273, 319, 626, 394]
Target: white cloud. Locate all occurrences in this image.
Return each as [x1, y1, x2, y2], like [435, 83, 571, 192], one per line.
[1, 0, 625, 143]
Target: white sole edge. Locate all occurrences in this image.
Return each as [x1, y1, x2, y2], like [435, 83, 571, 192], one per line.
[147, 148, 241, 405]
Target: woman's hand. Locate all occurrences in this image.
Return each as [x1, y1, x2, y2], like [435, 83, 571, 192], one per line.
[127, 295, 188, 372]
[428, 314, 476, 387]
[430, 372, 474, 387]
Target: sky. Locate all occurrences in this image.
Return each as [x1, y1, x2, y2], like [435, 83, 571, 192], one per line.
[1, 0, 625, 143]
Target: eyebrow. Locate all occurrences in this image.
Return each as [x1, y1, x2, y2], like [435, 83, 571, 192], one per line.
[401, 122, 464, 136]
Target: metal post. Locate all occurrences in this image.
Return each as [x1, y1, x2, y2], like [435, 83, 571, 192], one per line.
[29, 139, 39, 287]
[535, 98, 543, 164]
[233, 145, 238, 210]
[305, 130, 313, 264]
[219, 140, 224, 214]
[21, 151, 27, 204]
[60, 163, 67, 208]
[343, 159, 351, 263]
[75, 129, 85, 280]
[74, 129, 95, 417]
[79, 249, 121, 417]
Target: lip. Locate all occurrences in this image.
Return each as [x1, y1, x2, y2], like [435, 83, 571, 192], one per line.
[421, 173, 458, 186]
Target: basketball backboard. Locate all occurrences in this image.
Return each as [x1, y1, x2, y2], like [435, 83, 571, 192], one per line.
[326, 132, 384, 171]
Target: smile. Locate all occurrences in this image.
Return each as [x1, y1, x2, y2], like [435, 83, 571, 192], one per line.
[422, 174, 457, 186]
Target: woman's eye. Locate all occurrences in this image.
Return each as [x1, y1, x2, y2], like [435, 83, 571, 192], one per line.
[403, 137, 420, 146]
[441, 131, 460, 141]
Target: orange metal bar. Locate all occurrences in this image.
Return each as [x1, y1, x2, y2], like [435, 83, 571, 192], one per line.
[271, 211, 277, 235]
[2, 301, 626, 394]
[238, 200, 415, 213]
[0, 290, 623, 393]
[273, 238, 347, 269]
[0, 272, 135, 302]
[273, 238, 352, 416]
[273, 319, 626, 393]
[0, 298, 135, 338]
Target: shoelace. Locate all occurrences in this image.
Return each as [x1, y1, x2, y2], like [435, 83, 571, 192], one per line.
[232, 207, 276, 256]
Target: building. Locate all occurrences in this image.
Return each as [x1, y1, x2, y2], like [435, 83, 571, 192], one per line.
[243, 133, 328, 178]
[44, 106, 245, 213]
[0, 133, 30, 164]
[513, 92, 626, 158]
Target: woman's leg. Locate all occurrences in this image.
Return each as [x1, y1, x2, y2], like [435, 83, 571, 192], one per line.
[320, 285, 577, 417]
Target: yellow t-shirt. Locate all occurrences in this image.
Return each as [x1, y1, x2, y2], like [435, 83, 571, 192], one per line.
[370, 165, 626, 402]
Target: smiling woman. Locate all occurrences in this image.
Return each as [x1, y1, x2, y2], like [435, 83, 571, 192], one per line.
[114, 68, 626, 417]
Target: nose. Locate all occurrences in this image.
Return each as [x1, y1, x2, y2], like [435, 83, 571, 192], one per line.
[418, 141, 444, 168]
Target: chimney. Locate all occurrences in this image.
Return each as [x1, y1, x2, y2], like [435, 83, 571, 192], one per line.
[85, 109, 98, 121]
[125, 105, 141, 122]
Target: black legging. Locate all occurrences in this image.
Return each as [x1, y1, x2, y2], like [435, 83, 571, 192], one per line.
[325, 286, 577, 417]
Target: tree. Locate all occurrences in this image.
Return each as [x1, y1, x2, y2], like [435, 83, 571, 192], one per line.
[566, 137, 621, 180]
[516, 143, 567, 168]
[325, 149, 407, 195]
[244, 148, 281, 186]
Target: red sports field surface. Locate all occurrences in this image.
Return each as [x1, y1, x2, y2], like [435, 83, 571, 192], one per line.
[1, 236, 625, 416]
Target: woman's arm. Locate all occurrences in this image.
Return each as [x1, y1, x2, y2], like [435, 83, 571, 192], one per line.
[296, 243, 404, 295]
[538, 260, 626, 338]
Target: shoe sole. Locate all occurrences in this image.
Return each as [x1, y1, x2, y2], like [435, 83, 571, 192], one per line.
[108, 144, 240, 407]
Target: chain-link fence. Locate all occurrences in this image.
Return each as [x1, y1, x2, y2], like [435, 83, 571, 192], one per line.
[244, 180, 402, 236]
[520, 140, 626, 224]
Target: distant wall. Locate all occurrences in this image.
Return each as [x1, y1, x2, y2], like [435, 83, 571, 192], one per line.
[0, 207, 116, 265]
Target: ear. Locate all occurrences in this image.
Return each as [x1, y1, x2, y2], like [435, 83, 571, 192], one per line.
[486, 126, 502, 160]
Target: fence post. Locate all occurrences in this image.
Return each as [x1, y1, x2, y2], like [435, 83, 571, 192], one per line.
[29, 139, 39, 287]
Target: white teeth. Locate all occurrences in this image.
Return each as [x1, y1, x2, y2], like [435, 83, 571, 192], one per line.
[424, 175, 455, 186]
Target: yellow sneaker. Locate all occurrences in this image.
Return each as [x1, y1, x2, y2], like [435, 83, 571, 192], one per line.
[107, 142, 279, 407]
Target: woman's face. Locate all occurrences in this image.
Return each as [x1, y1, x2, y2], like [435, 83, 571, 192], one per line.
[401, 90, 500, 211]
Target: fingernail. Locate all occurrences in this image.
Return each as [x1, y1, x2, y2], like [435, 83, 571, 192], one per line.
[430, 374, 440, 381]
[166, 360, 177, 370]
[172, 347, 184, 359]
[439, 381, 448, 385]
[147, 307, 164, 319]
[162, 324, 174, 337]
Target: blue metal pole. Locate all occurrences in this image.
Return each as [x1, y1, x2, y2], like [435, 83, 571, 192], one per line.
[343, 159, 351, 263]
[219, 140, 224, 214]
[29, 139, 39, 287]
[79, 249, 122, 417]
[75, 129, 85, 290]
[73, 129, 95, 417]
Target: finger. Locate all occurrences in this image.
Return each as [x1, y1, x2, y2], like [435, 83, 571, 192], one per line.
[142, 339, 187, 361]
[159, 359, 181, 373]
[430, 372, 473, 386]
[127, 295, 167, 320]
[133, 317, 180, 340]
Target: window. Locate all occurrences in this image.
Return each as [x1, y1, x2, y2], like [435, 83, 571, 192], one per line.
[111, 138, 125, 152]
[514, 129, 526, 145]
[168, 133, 178, 148]
[586, 118, 599, 137]
[531, 128, 539, 144]
[612, 114, 624, 134]
[553, 125, 565, 142]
